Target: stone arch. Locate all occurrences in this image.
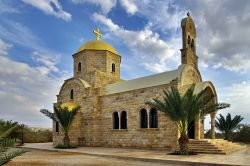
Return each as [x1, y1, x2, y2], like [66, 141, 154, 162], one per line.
[112, 63, 116, 72]
[112, 112, 119, 129]
[193, 81, 218, 139]
[140, 108, 148, 128]
[149, 108, 158, 128]
[179, 65, 202, 86]
[78, 62, 82, 72]
[187, 35, 191, 47]
[194, 81, 218, 103]
[70, 89, 74, 100]
[191, 39, 195, 51]
[58, 78, 90, 103]
[120, 111, 127, 129]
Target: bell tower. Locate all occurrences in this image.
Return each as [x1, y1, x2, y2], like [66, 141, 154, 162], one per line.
[72, 28, 121, 87]
[180, 13, 198, 68]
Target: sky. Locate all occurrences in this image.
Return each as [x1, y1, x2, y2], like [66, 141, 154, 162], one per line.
[0, 0, 249, 129]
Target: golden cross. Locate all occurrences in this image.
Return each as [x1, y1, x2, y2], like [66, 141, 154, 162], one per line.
[93, 28, 102, 40]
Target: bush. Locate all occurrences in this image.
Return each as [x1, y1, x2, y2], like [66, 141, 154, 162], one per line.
[0, 149, 26, 165]
[10, 126, 52, 143]
[55, 144, 76, 149]
[22, 128, 52, 143]
[232, 124, 250, 143]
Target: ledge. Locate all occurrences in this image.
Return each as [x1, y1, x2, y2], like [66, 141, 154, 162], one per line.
[138, 128, 159, 131]
[110, 129, 128, 131]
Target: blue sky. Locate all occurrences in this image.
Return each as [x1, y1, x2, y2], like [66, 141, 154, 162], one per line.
[0, 0, 249, 129]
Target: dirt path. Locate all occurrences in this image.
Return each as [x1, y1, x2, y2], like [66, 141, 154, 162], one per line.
[5, 150, 187, 166]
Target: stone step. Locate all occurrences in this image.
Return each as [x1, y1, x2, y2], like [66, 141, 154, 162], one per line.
[189, 146, 218, 150]
[189, 148, 221, 152]
[190, 150, 225, 154]
[187, 139, 247, 154]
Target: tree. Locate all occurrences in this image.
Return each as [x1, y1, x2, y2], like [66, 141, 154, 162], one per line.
[215, 113, 243, 140]
[40, 104, 80, 147]
[146, 84, 229, 155]
[0, 120, 19, 140]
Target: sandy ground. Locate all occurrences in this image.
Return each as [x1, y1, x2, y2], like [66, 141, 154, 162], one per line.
[5, 150, 187, 166]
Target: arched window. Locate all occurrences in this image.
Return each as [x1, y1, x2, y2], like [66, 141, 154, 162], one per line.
[121, 111, 127, 129]
[150, 108, 158, 128]
[113, 112, 119, 129]
[78, 62, 81, 72]
[140, 109, 148, 128]
[112, 63, 115, 72]
[187, 35, 191, 47]
[70, 89, 74, 100]
[56, 121, 59, 132]
[191, 39, 194, 51]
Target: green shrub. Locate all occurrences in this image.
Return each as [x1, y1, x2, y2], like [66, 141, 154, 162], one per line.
[0, 149, 26, 165]
[0, 138, 20, 147]
[22, 128, 52, 143]
[55, 144, 76, 149]
[232, 124, 250, 143]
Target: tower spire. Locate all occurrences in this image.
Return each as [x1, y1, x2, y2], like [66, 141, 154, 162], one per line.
[180, 14, 198, 68]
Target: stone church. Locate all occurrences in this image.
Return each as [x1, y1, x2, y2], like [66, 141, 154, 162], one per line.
[53, 14, 218, 149]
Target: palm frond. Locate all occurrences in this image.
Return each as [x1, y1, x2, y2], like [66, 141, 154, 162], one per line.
[40, 109, 58, 122]
[215, 113, 243, 139]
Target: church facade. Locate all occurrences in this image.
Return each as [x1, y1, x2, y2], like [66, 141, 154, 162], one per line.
[53, 14, 218, 149]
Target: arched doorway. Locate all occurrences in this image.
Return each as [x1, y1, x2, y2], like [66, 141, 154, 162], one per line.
[193, 82, 218, 139]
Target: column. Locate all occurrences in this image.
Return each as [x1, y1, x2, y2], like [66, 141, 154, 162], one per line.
[194, 115, 200, 139]
[210, 112, 216, 139]
[147, 110, 150, 128]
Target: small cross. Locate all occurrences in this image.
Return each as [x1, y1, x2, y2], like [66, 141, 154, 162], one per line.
[93, 28, 102, 40]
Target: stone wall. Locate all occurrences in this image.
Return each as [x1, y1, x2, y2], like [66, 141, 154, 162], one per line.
[73, 50, 121, 87]
[98, 83, 179, 149]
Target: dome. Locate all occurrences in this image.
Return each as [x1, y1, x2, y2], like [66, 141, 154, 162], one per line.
[77, 40, 118, 54]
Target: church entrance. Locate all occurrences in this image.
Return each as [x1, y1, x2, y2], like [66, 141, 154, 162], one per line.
[188, 121, 195, 139]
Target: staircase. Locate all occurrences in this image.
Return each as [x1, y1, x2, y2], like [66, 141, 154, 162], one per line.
[188, 139, 247, 154]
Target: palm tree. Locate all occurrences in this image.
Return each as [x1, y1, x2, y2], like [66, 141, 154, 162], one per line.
[0, 120, 19, 140]
[40, 104, 80, 147]
[215, 113, 243, 140]
[146, 84, 229, 155]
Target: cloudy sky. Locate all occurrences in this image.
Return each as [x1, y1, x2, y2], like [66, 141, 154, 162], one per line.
[0, 0, 249, 129]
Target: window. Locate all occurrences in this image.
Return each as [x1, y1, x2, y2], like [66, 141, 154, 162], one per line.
[113, 112, 119, 129]
[56, 121, 59, 132]
[140, 109, 148, 128]
[188, 35, 191, 47]
[191, 39, 194, 51]
[112, 63, 115, 72]
[120, 111, 127, 129]
[78, 62, 81, 72]
[149, 108, 158, 128]
[70, 89, 74, 100]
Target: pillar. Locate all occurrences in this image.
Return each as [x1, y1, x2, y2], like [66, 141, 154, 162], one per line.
[147, 110, 150, 128]
[210, 112, 216, 139]
[194, 114, 200, 139]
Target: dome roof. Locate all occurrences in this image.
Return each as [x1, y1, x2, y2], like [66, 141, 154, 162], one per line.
[77, 40, 118, 54]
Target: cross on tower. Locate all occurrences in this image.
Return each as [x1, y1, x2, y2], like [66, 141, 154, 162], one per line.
[93, 28, 102, 40]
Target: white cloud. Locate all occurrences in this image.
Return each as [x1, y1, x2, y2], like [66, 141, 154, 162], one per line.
[0, 0, 20, 14]
[120, 0, 137, 15]
[0, 39, 11, 56]
[214, 81, 250, 125]
[31, 51, 60, 74]
[123, 0, 250, 73]
[0, 39, 67, 127]
[71, 0, 117, 14]
[133, 0, 186, 31]
[93, 13, 176, 73]
[22, 0, 72, 21]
